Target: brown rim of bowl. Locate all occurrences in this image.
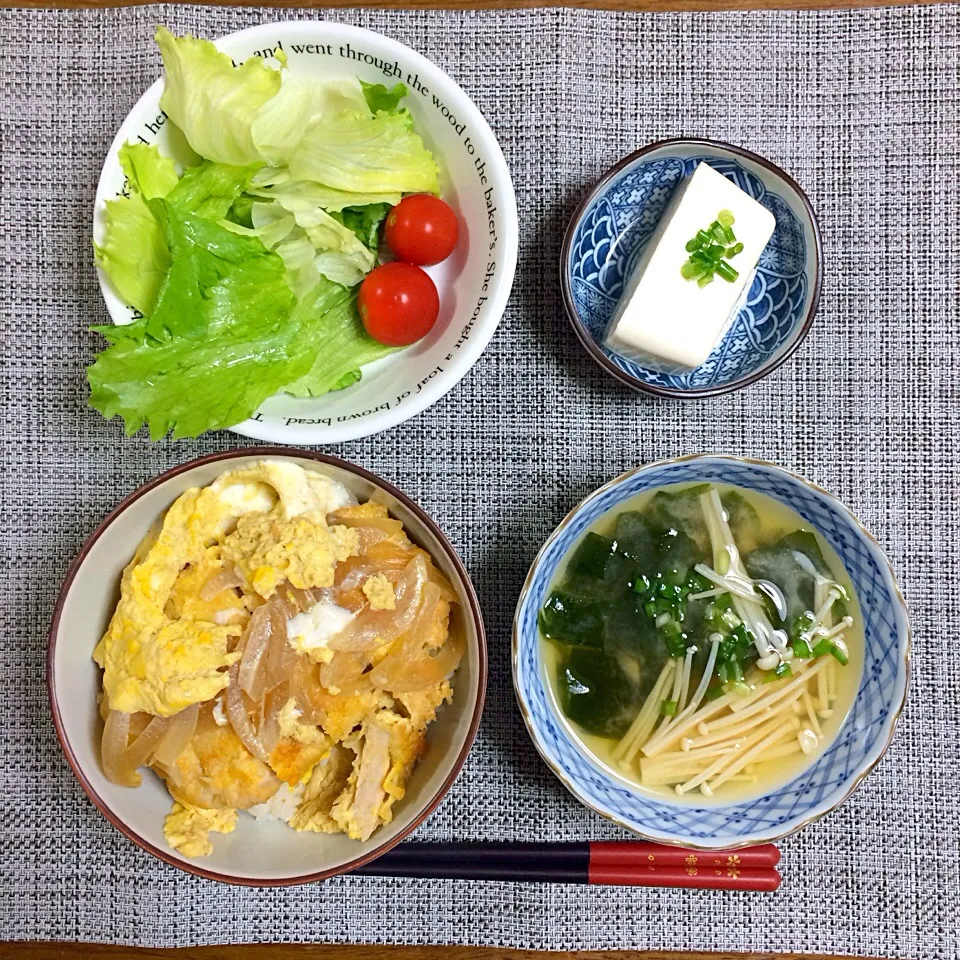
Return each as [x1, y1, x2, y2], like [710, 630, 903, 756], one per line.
[46, 446, 488, 887]
[559, 137, 825, 400]
[512, 453, 910, 850]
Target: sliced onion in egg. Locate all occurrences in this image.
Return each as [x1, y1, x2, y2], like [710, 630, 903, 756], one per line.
[327, 555, 427, 652]
[153, 703, 198, 766]
[226, 664, 269, 763]
[199, 562, 243, 601]
[238, 604, 272, 699]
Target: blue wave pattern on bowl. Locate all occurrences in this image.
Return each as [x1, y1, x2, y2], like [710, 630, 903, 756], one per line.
[569, 157, 808, 390]
[515, 459, 906, 844]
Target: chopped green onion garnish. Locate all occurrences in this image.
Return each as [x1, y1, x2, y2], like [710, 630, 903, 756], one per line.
[660, 699, 678, 717]
[812, 638, 832, 657]
[775, 661, 792, 677]
[762, 670, 780, 684]
[662, 620, 682, 639]
[632, 573, 651, 595]
[715, 260, 739, 283]
[828, 644, 849, 666]
[793, 638, 812, 658]
[682, 211, 742, 285]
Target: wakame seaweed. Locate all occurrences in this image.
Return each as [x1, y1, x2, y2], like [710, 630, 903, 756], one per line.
[540, 483, 849, 744]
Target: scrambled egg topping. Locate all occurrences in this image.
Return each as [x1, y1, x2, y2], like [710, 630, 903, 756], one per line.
[165, 554, 249, 625]
[94, 462, 357, 716]
[268, 699, 330, 786]
[93, 485, 245, 716]
[362, 574, 396, 610]
[96, 459, 462, 859]
[224, 513, 358, 599]
[164, 802, 237, 858]
[278, 698, 327, 746]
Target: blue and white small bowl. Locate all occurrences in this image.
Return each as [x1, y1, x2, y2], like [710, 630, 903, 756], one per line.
[561, 139, 823, 398]
[513, 455, 909, 849]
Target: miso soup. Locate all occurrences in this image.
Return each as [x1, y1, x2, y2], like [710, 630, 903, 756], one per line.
[539, 482, 863, 802]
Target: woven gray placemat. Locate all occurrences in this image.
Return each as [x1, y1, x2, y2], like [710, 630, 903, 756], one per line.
[1, 4, 957, 955]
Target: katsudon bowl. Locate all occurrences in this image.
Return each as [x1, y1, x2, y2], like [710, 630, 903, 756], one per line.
[47, 448, 486, 884]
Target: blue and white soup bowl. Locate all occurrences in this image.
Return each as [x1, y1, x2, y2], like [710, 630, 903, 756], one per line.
[513, 455, 909, 849]
[561, 139, 823, 398]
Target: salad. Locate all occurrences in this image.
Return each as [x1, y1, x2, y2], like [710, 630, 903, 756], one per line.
[90, 27, 459, 440]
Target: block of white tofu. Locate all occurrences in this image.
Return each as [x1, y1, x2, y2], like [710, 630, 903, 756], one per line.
[603, 161, 776, 373]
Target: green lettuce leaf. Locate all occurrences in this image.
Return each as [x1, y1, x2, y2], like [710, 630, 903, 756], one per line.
[156, 25, 282, 166]
[331, 369, 362, 391]
[248, 173, 401, 214]
[96, 160, 259, 316]
[284, 288, 398, 398]
[225, 193, 256, 228]
[94, 191, 171, 316]
[287, 109, 439, 194]
[220, 211, 297, 251]
[142, 198, 289, 342]
[166, 160, 260, 220]
[250, 76, 369, 166]
[119, 143, 179, 199]
[330, 203, 392, 250]
[87, 206, 323, 440]
[250, 197, 377, 288]
[360, 80, 408, 115]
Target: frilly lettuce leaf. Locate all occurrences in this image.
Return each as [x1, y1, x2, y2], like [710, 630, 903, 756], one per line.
[286, 108, 438, 194]
[330, 203, 392, 250]
[248, 171, 401, 214]
[360, 80, 408, 115]
[273, 197, 376, 273]
[119, 143, 179, 199]
[331, 369, 362, 391]
[156, 25, 281, 166]
[250, 75, 369, 166]
[94, 190, 171, 316]
[88, 201, 312, 440]
[234, 197, 380, 290]
[96, 158, 257, 316]
[166, 160, 261, 221]
[283, 284, 398, 399]
[143, 198, 287, 342]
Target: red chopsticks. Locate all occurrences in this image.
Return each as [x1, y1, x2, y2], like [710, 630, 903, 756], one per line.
[351, 841, 781, 890]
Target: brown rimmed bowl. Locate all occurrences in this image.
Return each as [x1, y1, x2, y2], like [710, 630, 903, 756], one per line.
[47, 448, 487, 885]
[560, 138, 823, 399]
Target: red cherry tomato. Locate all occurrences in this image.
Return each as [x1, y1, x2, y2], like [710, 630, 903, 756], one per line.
[384, 195, 459, 266]
[359, 262, 440, 347]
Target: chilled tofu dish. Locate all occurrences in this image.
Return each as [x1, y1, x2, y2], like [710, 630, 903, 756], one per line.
[603, 162, 776, 373]
[93, 460, 464, 857]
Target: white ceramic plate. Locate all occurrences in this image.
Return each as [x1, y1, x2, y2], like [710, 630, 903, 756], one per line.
[93, 22, 518, 444]
[48, 450, 487, 884]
